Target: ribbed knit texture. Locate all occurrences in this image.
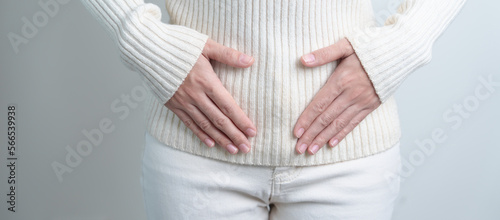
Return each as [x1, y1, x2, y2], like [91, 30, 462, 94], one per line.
[81, 0, 465, 166]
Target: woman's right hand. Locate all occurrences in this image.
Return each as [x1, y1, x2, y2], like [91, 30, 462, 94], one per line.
[165, 39, 256, 155]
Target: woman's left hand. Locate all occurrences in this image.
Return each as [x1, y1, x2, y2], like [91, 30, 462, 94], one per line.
[294, 38, 381, 155]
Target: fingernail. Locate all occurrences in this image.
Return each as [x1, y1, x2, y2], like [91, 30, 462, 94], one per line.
[309, 145, 319, 155]
[239, 144, 250, 153]
[227, 144, 239, 154]
[296, 128, 304, 138]
[239, 54, 253, 65]
[204, 138, 214, 147]
[302, 54, 315, 64]
[246, 128, 257, 137]
[330, 139, 339, 148]
[298, 143, 308, 154]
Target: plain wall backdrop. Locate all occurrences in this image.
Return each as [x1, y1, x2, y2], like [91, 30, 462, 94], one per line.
[1, 0, 499, 219]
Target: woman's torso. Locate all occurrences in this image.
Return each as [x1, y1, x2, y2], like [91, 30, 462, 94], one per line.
[146, 0, 401, 166]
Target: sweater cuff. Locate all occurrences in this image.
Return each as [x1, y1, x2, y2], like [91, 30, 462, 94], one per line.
[118, 4, 209, 104]
[345, 0, 465, 103]
[345, 25, 427, 103]
[82, 0, 209, 105]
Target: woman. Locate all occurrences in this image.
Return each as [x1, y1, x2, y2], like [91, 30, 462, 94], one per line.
[81, 0, 465, 219]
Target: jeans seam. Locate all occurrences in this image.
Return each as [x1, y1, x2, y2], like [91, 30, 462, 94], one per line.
[277, 167, 303, 184]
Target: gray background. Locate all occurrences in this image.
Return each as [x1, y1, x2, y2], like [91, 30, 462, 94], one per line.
[1, 0, 498, 219]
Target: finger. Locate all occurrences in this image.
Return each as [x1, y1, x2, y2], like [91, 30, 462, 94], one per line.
[293, 81, 342, 139]
[301, 38, 354, 67]
[194, 93, 252, 154]
[183, 103, 241, 154]
[204, 39, 254, 68]
[295, 92, 352, 154]
[170, 107, 215, 148]
[204, 81, 256, 136]
[329, 109, 372, 148]
[306, 105, 360, 155]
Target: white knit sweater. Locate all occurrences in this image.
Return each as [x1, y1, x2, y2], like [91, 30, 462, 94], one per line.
[82, 0, 465, 166]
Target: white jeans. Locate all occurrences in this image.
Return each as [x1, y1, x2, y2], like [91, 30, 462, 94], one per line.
[141, 131, 402, 220]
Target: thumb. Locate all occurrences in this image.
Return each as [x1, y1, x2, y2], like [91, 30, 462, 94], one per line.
[203, 39, 254, 68]
[301, 38, 354, 67]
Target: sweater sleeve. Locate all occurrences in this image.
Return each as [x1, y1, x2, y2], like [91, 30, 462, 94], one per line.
[345, 0, 466, 103]
[81, 0, 209, 104]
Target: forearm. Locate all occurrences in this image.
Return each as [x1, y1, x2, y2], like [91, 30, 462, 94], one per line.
[81, 0, 208, 104]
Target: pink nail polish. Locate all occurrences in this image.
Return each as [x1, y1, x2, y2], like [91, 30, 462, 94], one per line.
[330, 139, 339, 147]
[239, 54, 253, 65]
[239, 144, 250, 153]
[296, 128, 304, 138]
[298, 144, 308, 154]
[246, 128, 257, 137]
[309, 145, 319, 154]
[227, 144, 238, 154]
[302, 54, 315, 64]
[204, 138, 214, 147]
